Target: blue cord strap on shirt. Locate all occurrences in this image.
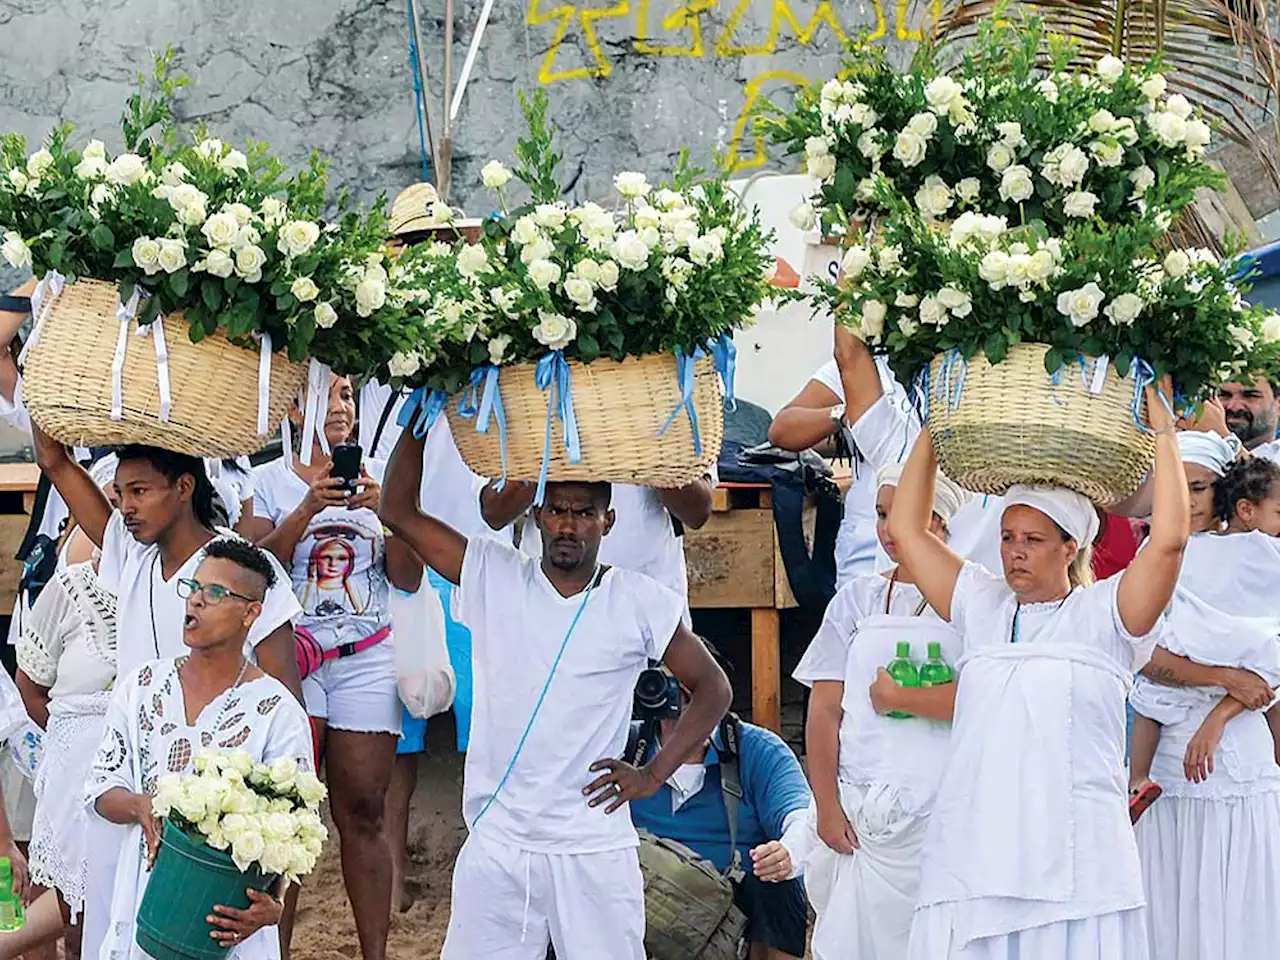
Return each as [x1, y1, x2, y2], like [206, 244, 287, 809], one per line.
[469, 569, 602, 830]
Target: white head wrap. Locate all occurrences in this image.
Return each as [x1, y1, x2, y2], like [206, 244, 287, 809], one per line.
[1177, 431, 1233, 477]
[88, 453, 119, 490]
[876, 462, 971, 525]
[1003, 485, 1100, 546]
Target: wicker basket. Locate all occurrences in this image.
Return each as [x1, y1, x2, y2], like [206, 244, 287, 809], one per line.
[447, 353, 724, 487]
[926, 343, 1156, 505]
[22, 277, 307, 458]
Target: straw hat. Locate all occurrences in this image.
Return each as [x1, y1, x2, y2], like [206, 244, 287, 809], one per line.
[388, 182, 441, 237]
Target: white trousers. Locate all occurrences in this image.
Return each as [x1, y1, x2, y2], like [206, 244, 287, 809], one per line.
[442, 832, 645, 960]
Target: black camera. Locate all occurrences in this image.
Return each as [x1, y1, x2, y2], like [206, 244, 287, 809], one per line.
[634, 667, 682, 722]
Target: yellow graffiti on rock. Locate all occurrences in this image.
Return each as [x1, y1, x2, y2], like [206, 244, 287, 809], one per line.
[724, 69, 812, 172]
[635, 0, 718, 56]
[528, 0, 633, 83]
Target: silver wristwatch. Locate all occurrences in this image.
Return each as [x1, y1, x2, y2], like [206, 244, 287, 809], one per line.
[1222, 432, 1244, 459]
[829, 403, 846, 431]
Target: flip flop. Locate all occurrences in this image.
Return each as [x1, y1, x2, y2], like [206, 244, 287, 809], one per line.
[1129, 782, 1162, 824]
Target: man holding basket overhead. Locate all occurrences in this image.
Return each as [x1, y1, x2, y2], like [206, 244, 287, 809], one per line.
[379, 426, 731, 959]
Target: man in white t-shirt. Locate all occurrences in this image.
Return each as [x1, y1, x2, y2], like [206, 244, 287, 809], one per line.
[479, 474, 714, 625]
[380, 428, 732, 959]
[31, 425, 302, 960]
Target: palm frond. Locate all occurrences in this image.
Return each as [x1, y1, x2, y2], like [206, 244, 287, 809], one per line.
[915, 1, 1280, 187]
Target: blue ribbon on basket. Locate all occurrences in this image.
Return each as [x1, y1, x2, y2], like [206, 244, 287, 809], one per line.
[534, 351, 582, 506]
[457, 365, 509, 489]
[710, 333, 738, 411]
[396, 386, 448, 440]
[659, 351, 705, 458]
[1129, 358, 1178, 433]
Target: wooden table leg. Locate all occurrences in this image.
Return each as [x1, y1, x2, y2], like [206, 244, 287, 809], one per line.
[751, 607, 781, 733]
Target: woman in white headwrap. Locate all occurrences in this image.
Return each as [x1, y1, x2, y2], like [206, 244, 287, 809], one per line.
[1130, 451, 1280, 960]
[790, 461, 969, 959]
[888, 382, 1186, 960]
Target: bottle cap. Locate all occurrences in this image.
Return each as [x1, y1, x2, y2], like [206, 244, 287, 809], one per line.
[895, 641, 910, 657]
[927, 641, 942, 658]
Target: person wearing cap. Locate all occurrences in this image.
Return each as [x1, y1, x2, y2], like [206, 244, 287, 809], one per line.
[791, 461, 968, 960]
[888, 380, 1187, 960]
[1121, 438, 1280, 958]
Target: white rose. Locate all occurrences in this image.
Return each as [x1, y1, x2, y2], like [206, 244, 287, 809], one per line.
[1104, 292, 1144, 326]
[999, 164, 1035, 203]
[527, 258, 562, 291]
[996, 121, 1025, 148]
[1261, 313, 1280, 343]
[937, 285, 973, 318]
[260, 197, 287, 227]
[614, 171, 651, 198]
[906, 112, 939, 139]
[290, 277, 320, 302]
[132, 237, 162, 275]
[268, 758, 299, 792]
[1036, 78, 1060, 103]
[197, 138, 224, 159]
[221, 201, 252, 226]
[26, 148, 54, 178]
[82, 139, 106, 161]
[915, 176, 953, 219]
[919, 295, 949, 326]
[808, 153, 837, 181]
[669, 217, 699, 247]
[841, 245, 872, 280]
[533, 311, 578, 351]
[688, 234, 723, 266]
[1096, 55, 1125, 84]
[1184, 119, 1212, 153]
[201, 212, 240, 250]
[848, 103, 878, 128]
[177, 200, 208, 228]
[856, 129, 885, 160]
[1153, 209, 1174, 232]
[979, 250, 1010, 288]
[534, 203, 568, 231]
[157, 238, 187, 274]
[898, 317, 920, 338]
[355, 275, 387, 316]
[1112, 117, 1139, 146]
[485, 333, 513, 366]
[278, 220, 321, 258]
[564, 276, 598, 312]
[234, 244, 267, 283]
[879, 245, 903, 273]
[1056, 282, 1107, 327]
[481, 160, 513, 189]
[217, 149, 249, 175]
[1166, 93, 1194, 120]
[519, 236, 554, 266]
[1163, 249, 1192, 278]
[1230, 324, 1257, 351]
[423, 202, 454, 227]
[511, 215, 542, 247]
[1088, 109, 1117, 135]
[572, 259, 603, 285]
[199, 248, 235, 279]
[0, 232, 31, 270]
[1141, 73, 1167, 101]
[597, 260, 620, 291]
[613, 231, 651, 271]
[895, 291, 919, 308]
[893, 130, 929, 168]
[986, 142, 1014, 173]
[74, 155, 107, 179]
[1149, 111, 1188, 147]
[229, 830, 267, 873]
[1090, 139, 1125, 168]
[1042, 144, 1089, 186]
[456, 243, 490, 278]
[955, 177, 982, 204]
[859, 299, 887, 341]
[160, 161, 189, 186]
[924, 76, 962, 114]
[313, 301, 338, 329]
[1026, 250, 1058, 283]
[387, 351, 422, 379]
[234, 225, 261, 250]
[805, 135, 832, 160]
[106, 153, 148, 186]
[1064, 190, 1099, 218]
[1130, 164, 1156, 198]
[5, 168, 28, 194]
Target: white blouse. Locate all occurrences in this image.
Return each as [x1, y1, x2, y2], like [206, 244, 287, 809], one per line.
[17, 562, 117, 699]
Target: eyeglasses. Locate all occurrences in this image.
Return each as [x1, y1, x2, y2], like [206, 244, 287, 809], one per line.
[176, 578, 261, 605]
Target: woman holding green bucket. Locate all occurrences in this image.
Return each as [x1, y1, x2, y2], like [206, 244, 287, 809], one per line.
[86, 539, 313, 959]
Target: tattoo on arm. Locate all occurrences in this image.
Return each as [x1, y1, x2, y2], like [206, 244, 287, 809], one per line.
[1144, 664, 1187, 688]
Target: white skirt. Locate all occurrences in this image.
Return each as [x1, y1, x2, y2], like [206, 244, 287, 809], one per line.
[1136, 788, 1280, 960]
[30, 693, 109, 918]
[908, 904, 1149, 960]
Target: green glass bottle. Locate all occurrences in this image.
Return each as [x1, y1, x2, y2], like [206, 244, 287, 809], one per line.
[919, 641, 954, 688]
[886, 641, 920, 719]
[0, 858, 24, 931]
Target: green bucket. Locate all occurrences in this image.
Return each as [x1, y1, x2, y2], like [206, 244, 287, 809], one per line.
[136, 820, 275, 960]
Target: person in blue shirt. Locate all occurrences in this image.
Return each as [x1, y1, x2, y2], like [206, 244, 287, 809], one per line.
[629, 655, 812, 960]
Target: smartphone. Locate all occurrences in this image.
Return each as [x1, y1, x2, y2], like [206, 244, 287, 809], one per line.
[330, 443, 362, 495]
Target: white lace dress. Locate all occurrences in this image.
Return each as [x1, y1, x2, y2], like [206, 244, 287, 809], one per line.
[16, 561, 117, 919]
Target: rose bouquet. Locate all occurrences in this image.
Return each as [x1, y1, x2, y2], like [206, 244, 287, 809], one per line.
[763, 17, 1223, 243]
[151, 748, 328, 884]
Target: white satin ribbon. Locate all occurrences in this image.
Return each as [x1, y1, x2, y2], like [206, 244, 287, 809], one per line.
[19, 270, 65, 365]
[109, 288, 141, 422]
[298, 359, 332, 466]
[1089, 355, 1110, 396]
[256, 331, 273, 435]
[134, 313, 172, 421]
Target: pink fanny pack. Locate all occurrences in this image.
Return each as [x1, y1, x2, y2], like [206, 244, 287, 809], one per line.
[294, 623, 392, 680]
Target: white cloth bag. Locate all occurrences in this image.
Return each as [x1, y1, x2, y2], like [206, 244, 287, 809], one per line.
[390, 584, 455, 720]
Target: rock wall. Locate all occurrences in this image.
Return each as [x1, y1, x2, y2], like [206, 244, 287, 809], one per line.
[0, 0, 929, 218]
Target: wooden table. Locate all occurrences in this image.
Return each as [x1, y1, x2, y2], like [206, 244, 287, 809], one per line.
[684, 472, 845, 733]
[0, 463, 40, 614]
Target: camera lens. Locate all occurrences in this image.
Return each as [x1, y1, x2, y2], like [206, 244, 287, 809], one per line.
[634, 669, 670, 709]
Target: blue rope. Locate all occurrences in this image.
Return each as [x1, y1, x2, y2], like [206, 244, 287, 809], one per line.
[405, 0, 432, 185]
[469, 573, 600, 830]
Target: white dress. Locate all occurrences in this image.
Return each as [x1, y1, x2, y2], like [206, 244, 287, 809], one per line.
[793, 573, 963, 960]
[86, 659, 313, 960]
[1131, 532, 1280, 960]
[17, 562, 117, 919]
[908, 564, 1154, 960]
